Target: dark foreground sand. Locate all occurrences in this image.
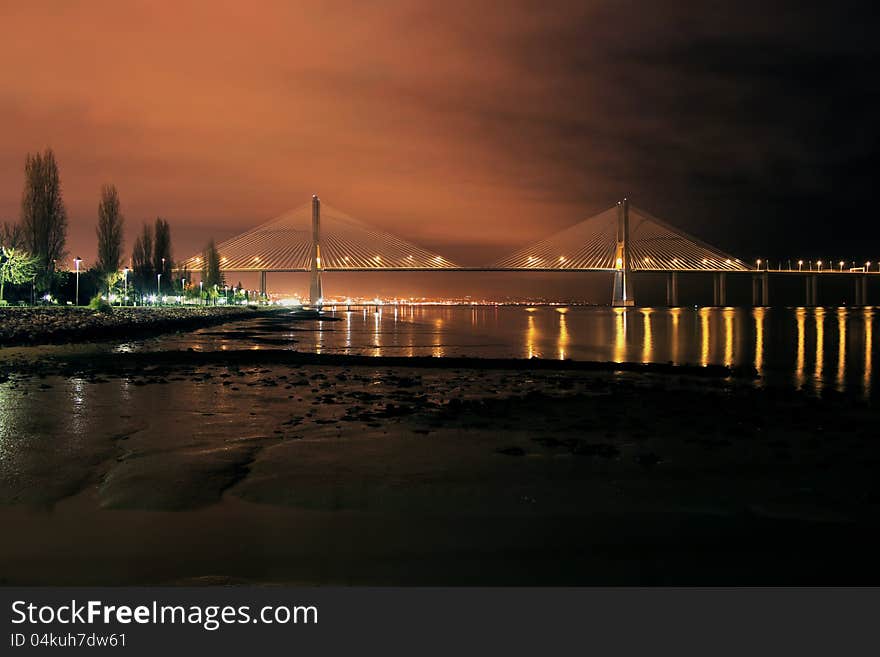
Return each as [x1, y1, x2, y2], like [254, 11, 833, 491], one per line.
[1, 343, 878, 585]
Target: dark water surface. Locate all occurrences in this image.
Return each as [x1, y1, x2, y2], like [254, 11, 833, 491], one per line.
[139, 305, 877, 397]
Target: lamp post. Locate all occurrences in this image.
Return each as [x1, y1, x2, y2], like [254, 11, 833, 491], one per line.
[224, 285, 229, 305]
[122, 267, 128, 305]
[199, 280, 203, 305]
[798, 260, 803, 271]
[157, 273, 162, 304]
[181, 278, 186, 305]
[73, 257, 82, 305]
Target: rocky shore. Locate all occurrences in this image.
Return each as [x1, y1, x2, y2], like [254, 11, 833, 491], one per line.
[0, 305, 283, 347]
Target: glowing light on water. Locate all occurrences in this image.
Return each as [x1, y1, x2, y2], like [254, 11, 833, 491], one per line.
[699, 307, 710, 367]
[558, 311, 569, 360]
[795, 308, 806, 388]
[641, 309, 653, 363]
[613, 308, 627, 363]
[753, 307, 765, 375]
[723, 308, 734, 367]
[526, 314, 538, 359]
[837, 308, 847, 392]
[814, 308, 825, 395]
[670, 308, 681, 364]
[865, 309, 873, 398]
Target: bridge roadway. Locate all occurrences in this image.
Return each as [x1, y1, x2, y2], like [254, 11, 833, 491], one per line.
[224, 267, 878, 308]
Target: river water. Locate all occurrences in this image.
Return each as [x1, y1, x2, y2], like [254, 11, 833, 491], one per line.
[133, 304, 877, 398]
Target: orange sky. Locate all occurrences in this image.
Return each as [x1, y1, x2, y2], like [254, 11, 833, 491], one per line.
[0, 1, 603, 271]
[2, 0, 876, 294]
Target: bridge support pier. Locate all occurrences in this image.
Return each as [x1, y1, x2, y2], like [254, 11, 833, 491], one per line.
[259, 271, 267, 298]
[712, 273, 727, 306]
[309, 195, 324, 308]
[761, 272, 769, 307]
[611, 199, 634, 307]
[666, 271, 679, 306]
[752, 276, 761, 306]
[855, 275, 867, 306]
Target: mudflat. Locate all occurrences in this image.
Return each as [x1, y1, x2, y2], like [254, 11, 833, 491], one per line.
[1, 347, 878, 585]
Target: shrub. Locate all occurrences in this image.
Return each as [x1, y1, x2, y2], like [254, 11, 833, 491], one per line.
[88, 294, 113, 314]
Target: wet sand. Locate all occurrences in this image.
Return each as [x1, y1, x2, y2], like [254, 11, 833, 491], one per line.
[1, 343, 879, 585]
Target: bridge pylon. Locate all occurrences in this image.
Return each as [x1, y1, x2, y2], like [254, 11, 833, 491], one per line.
[309, 195, 324, 308]
[611, 198, 635, 307]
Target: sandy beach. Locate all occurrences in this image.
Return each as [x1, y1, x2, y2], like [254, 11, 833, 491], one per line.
[1, 338, 878, 585]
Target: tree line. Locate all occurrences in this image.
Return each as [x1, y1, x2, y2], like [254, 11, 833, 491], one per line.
[1, 148, 234, 306]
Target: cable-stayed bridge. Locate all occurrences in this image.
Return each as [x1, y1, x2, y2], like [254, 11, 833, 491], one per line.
[181, 196, 875, 308]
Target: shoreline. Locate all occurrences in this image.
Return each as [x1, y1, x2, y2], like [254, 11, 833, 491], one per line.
[0, 350, 877, 585]
[0, 305, 286, 347]
[1, 345, 748, 380]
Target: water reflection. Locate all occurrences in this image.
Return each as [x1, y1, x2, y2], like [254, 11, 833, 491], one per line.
[670, 308, 681, 364]
[557, 310, 569, 360]
[699, 307, 711, 367]
[814, 308, 825, 395]
[837, 308, 847, 392]
[526, 313, 538, 359]
[641, 309, 653, 363]
[796, 308, 806, 389]
[613, 308, 626, 363]
[723, 308, 734, 367]
[131, 305, 877, 397]
[753, 307, 765, 375]
[865, 309, 873, 398]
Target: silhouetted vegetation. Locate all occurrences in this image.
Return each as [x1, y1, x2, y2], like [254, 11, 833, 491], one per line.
[20, 148, 67, 293]
[95, 184, 125, 283]
[153, 217, 173, 294]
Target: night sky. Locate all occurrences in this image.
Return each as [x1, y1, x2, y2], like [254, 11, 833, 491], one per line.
[1, 1, 878, 296]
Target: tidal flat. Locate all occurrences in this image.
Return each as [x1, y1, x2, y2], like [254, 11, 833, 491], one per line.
[1, 345, 878, 585]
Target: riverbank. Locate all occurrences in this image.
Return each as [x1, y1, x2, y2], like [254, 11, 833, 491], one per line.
[0, 305, 285, 347]
[1, 342, 878, 585]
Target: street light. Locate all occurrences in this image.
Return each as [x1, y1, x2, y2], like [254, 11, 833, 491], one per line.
[122, 267, 129, 305]
[199, 280, 203, 305]
[817, 260, 823, 271]
[157, 272, 162, 303]
[73, 257, 82, 305]
[798, 260, 803, 271]
[839, 260, 845, 272]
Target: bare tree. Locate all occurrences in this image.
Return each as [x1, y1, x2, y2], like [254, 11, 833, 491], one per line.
[153, 217, 173, 293]
[20, 148, 68, 291]
[96, 184, 125, 277]
[1, 221, 24, 250]
[131, 223, 154, 297]
[202, 239, 224, 289]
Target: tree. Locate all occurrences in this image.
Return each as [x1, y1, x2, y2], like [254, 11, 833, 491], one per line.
[1, 221, 24, 250]
[20, 148, 68, 292]
[202, 239, 224, 290]
[95, 184, 125, 277]
[153, 217, 173, 293]
[131, 223, 154, 298]
[0, 246, 38, 303]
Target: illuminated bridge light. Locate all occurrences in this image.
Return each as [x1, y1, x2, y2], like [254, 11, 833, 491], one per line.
[491, 205, 751, 273]
[180, 201, 460, 272]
